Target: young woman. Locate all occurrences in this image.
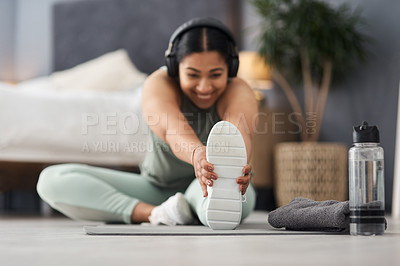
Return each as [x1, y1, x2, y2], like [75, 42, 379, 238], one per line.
[37, 17, 258, 228]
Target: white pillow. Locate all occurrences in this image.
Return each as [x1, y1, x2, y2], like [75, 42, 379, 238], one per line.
[50, 49, 147, 92]
[17, 76, 55, 92]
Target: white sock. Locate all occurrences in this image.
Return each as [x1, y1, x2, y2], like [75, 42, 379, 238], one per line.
[148, 192, 194, 226]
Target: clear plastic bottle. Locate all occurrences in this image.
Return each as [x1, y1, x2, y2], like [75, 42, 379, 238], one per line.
[349, 121, 385, 236]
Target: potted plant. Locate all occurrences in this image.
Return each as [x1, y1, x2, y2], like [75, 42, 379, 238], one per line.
[251, 0, 369, 206]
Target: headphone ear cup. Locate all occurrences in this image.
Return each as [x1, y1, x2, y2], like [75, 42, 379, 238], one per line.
[165, 55, 175, 77]
[229, 55, 239, 77]
[165, 53, 179, 78]
[172, 56, 179, 78]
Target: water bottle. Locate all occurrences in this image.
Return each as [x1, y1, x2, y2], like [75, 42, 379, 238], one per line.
[349, 121, 385, 235]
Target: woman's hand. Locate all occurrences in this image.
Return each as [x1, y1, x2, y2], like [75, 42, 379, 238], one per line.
[192, 146, 217, 197]
[193, 146, 252, 197]
[237, 164, 252, 195]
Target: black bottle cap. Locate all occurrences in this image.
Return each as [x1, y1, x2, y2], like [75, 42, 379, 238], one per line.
[353, 121, 380, 143]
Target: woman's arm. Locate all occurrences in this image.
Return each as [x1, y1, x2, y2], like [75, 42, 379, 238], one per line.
[142, 68, 205, 164]
[218, 77, 259, 162]
[217, 78, 259, 195]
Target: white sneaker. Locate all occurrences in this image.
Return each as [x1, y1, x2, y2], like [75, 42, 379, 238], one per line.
[206, 121, 247, 230]
[149, 192, 194, 226]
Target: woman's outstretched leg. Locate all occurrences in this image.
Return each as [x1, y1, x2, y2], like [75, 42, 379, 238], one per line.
[37, 163, 169, 224]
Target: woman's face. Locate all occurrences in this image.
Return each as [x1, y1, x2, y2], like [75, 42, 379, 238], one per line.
[178, 51, 228, 109]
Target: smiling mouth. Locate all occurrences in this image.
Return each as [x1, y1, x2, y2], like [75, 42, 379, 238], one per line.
[193, 91, 214, 101]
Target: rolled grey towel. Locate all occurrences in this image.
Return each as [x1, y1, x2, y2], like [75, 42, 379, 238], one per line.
[268, 197, 350, 232]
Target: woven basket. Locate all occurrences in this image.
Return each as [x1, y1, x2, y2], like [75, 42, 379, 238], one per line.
[274, 142, 348, 207]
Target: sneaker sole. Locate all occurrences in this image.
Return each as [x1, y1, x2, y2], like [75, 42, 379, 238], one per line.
[206, 121, 247, 230]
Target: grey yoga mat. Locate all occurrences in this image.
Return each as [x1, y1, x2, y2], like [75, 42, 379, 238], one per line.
[84, 222, 335, 236]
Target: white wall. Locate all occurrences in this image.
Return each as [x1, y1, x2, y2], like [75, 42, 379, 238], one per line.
[239, 0, 262, 51]
[14, 0, 67, 80]
[0, 0, 69, 81]
[0, 0, 16, 81]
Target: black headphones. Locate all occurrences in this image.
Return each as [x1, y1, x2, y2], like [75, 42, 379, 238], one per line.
[165, 17, 239, 78]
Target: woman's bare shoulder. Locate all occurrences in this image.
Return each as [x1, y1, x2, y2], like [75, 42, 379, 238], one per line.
[144, 68, 174, 89]
[143, 68, 181, 105]
[217, 77, 256, 113]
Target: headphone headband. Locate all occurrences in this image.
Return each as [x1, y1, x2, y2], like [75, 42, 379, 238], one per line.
[165, 17, 239, 78]
[165, 17, 237, 57]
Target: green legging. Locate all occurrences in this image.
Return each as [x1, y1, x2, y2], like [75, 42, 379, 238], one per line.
[36, 163, 256, 225]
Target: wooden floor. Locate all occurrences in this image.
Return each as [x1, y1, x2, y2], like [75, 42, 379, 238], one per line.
[1, 211, 400, 266]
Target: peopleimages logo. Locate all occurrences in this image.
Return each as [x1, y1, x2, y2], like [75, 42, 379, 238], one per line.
[80, 111, 316, 138]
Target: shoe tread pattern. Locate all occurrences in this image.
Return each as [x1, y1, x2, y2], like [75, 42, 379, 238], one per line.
[206, 121, 246, 230]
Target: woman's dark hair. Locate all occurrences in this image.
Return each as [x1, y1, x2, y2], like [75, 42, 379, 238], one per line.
[175, 27, 234, 66]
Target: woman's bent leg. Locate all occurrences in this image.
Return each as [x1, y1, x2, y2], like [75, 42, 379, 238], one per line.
[37, 163, 168, 224]
[184, 179, 256, 226]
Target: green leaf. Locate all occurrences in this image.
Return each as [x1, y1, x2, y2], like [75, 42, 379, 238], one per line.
[251, 0, 370, 86]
